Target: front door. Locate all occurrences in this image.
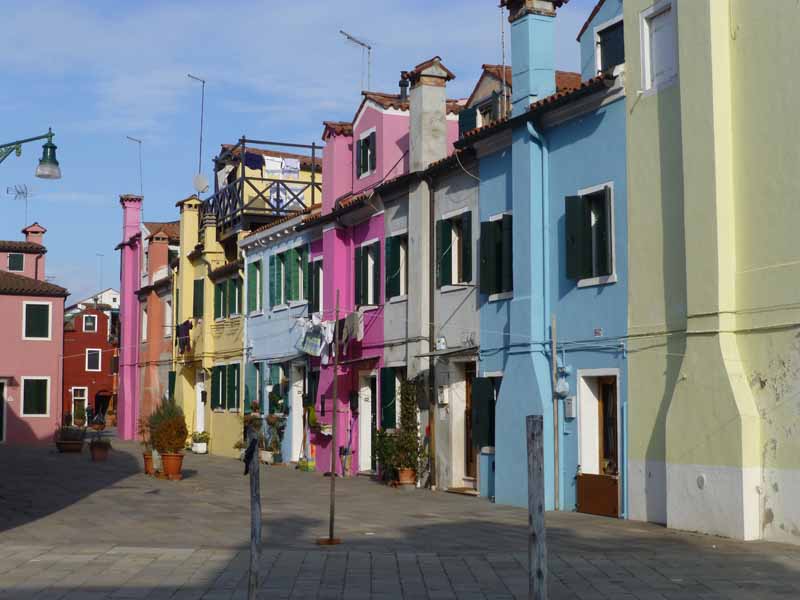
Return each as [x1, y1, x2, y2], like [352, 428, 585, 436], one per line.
[464, 364, 477, 478]
[0, 382, 5, 443]
[358, 373, 377, 473]
[195, 380, 206, 433]
[577, 374, 620, 517]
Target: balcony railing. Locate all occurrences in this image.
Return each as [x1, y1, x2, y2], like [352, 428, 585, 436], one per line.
[201, 138, 321, 239]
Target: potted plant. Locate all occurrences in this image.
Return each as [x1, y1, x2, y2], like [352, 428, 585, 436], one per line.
[148, 399, 185, 475]
[54, 425, 86, 453]
[89, 433, 112, 462]
[233, 439, 247, 460]
[105, 409, 116, 429]
[191, 431, 210, 454]
[152, 413, 188, 480]
[138, 417, 154, 474]
[73, 404, 86, 427]
[394, 379, 426, 485]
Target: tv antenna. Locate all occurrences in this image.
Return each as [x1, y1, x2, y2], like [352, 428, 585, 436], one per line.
[6, 184, 35, 226]
[339, 30, 372, 91]
[126, 136, 143, 196]
[187, 73, 209, 194]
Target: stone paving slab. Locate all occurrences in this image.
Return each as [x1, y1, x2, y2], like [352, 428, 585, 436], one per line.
[1, 441, 799, 599]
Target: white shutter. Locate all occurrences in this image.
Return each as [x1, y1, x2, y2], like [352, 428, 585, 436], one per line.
[650, 6, 676, 87]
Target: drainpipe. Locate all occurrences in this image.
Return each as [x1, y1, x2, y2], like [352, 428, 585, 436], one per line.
[425, 174, 437, 489]
[527, 120, 557, 508]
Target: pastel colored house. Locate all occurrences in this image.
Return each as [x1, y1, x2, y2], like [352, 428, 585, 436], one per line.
[0, 223, 68, 444]
[624, 0, 800, 543]
[62, 292, 120, 426]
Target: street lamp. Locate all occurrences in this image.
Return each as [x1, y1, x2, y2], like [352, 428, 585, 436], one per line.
[0, 128, 61, 180]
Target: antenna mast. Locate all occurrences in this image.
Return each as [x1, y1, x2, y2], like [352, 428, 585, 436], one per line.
[339, 30, 372, 91]
[126, 136, 143, 196]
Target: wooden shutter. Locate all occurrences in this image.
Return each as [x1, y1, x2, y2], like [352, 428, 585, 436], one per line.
[301, 246, 310, 301]
[371, 242, 380, 304]
[244, 362, 257, 413]
[227, 363, 239, 410]
[471, 377, 494, 450]
[211, 366, 221, 409]
[436, 219, 452, 288]
[284, 248, 298, 302]
[354, 246, 363, 305]
[226, 278, 237, 315]
[214, 282, 222, 318]
[24, 304, 49, 338]
[458, 106, 478, 137]
[268, 254, 277, 307]
[385, 236, 399, 298]
[380, 367, 396, 429]
[501, 214, 513, 293]
[355, 139, 362, 177]
[565, 195, 592, 280]
[368, 131, 377, 171]
[461, 211, 472, 283]
[247, 262, 258, 313]
[193, 279, 204, 318]
[596, 187, 613, 276]
[168, 371, 176, 401]
[479, 221, 498, 295]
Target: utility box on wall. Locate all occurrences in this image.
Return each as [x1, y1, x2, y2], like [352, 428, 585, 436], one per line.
[479, 446, 495, 500]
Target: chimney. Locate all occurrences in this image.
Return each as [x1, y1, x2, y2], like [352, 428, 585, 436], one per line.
[22, 222, 46, 245]
[405, 56, 455, 173]
[503, 0, 557, 116]
[399, 77, 409, 101]
[120, 194, 143, 242]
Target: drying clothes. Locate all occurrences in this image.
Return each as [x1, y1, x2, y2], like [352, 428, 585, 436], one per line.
[176, 320, 193, 354]
[341, 312, 364, 353]
[264, 156, 282, 177]
[281, 157, 300, 179]
[216, 164, 234, 190]
[320, 321, 335, 365]
[300, 326, 324, 357]
[244, 151, 265, 171]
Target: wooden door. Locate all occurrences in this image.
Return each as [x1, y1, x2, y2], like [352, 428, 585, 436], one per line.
[464, 364, 477, 478]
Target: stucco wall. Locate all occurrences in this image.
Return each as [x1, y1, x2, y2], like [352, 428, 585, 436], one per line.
[383, 190, 410, 368]
[578, 0, 624, 81]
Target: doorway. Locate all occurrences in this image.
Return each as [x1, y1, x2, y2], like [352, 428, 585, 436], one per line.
[195, 375, 206, 433]
[0, 381, 5, 443]
[358, 371, 377, 473]
[576, 371, 620, 517]
[464, 364, 477, 479]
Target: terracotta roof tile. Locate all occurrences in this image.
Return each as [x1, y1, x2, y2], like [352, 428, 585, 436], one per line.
[323, 121, 353, 137]
[0, 270, 68, 297]
[208, 259, 243, 282]
[220, 145, 321, 171]
[0, 240, 46, 254]
[401, 56, 456, 83]
[361, 92, 464, 115]
[143, 221, 180, 242]
[241, 205, 322, 241]
[479, 64, 580, 93]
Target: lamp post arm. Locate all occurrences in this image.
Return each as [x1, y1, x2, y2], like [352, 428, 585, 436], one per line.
[0, 130, 54, 165]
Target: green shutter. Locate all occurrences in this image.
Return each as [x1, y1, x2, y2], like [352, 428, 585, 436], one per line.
[168, 371, 176, 401]
[354, 246, 363, 305]
[24, 304, 49, 338]
[23, 379, 48, 415]
[227, 363, 240, 410]
[8, 253, 23, 271]
[458, 106, 478, 137]
[244, 362, 257, 413]
[211, 366, 221, 409]
[479, 221, 499, 295]
[596, 187, 613, 277]
[226, 278, 237, 315]
[566, 196, 592, 280]
[214, 282, 225, 318]
[368, 131, 377, 171]
[385, 236, 399, 299]
[380, 367, 396, 429]
[247, 262, 258, 313]
[501, 214, 513, 293]
[283, 249, 297, 302]
[193, 279, 204, 318]
[269, 364, 281, 386]
[371, 242, 380, 304]
[301, 246, 310, 301]
[461, 211, 472, 283]
[355, 139, 362, 177]
[436, 219, 452, 288]
[471, 377, 494, 450]
[268, 254, 277, 307]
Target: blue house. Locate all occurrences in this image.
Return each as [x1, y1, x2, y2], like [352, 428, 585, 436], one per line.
[460, 0, 627, 516]
[239, 211, 323, 463]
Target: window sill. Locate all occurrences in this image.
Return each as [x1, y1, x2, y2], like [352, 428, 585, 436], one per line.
[640, 75, 678, 98]
[359, 305, 380, 313]
[488, 291, 513, 302]
[22, 337, 51, 342]
[357, 170, 376, 180]
[85, 369, 101, 373]
[271, 304, 289, 313]
[248, 310, 264, 318]
[212, 408, 226, 413]
[21, 413, 51, 418]
[577, 273, 617, 288]
[388, 295, 407, 304]
[440, 284, 470, 294]
[289, 300, 308, 309]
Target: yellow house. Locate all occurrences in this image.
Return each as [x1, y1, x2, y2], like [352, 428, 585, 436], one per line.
[173, 141, 321, 458]
[624, 0, 800, 543]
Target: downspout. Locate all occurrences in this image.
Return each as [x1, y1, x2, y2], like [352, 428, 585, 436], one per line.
[527, 120, 557, 509]
[35, 253, 42, 280]
[425, 174, 437, 489]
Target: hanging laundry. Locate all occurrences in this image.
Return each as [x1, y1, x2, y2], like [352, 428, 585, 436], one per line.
[177, 320, 193, 353]
[341, 312, 364, 353]
[300, 326, 324, 357]
[281, 157, 300, 179]
[244, 151, 265, 171]
[216, 164, 234, 190]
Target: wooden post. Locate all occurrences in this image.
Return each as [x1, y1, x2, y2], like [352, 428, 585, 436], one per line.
[247, 422, 261, 599]
[527, 415, 547, 600]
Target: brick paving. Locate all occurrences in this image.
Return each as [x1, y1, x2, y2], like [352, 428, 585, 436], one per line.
[1, 441, 799, 599]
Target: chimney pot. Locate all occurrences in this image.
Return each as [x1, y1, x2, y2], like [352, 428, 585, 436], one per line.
[399, 78, 409, 101]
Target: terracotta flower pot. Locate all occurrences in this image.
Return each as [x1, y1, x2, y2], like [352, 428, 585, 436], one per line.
[160, 453, 184, 480]
[143, 452, 154, 475]
[90, 444, 110, 462]
[56, 440, 83, 453]
[397, 467, 416, 485]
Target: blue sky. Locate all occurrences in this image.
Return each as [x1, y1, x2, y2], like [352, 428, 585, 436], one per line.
[0, 0, 595, 302]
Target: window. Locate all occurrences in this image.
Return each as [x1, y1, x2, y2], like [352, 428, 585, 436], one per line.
[596, 18, 624, 73]
[386, 234, 408, 299]
[565, 185, 615, 284]
[641, 1, 677, 91]
[211, 364, 240, 411]
[71, 387, 87, 424]
[7, 253, 24, 272]
[245, 361, 264, 413]
[22, 377, 49, 416]
[168, 371, 176, 401]
[83, 314, 98, 333]
[269, 246, 309, 308]
[141, 306, 148, 341]
[168, 247, 179, 265]
[23, 302, 51, 340]
[459, 106, 478, 137]
[355, 241, 380, 306]
[356, 130, 377, 178]
[309, 259, 324, 314]
[163, 299, 172, 338]
[214, 277, 242, 319]
[437, 211, 473, 288]
[379, 366, 406, 429]
[479, 215, 513, 297]
[193, 279, 204, 319]
[86, 349, 101, 372]
[247, 261, 262, 314]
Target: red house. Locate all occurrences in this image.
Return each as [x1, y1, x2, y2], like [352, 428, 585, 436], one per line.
[62, 292, 119, 426]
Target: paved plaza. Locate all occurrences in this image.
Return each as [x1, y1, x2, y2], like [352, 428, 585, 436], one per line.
[1, 441, 799, 599]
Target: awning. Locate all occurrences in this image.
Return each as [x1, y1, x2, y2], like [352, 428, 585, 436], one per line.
[414, 346, 478, 360]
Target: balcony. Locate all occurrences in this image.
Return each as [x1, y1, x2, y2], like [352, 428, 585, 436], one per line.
[201, 138, 322, 240]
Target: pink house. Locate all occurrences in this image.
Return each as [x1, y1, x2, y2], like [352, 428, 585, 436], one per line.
[306, 57, 461, 475]
[0, 223, 68, 445]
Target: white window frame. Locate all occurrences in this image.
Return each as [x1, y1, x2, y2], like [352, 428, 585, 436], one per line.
[640, 0, 678, 94]
[356, 127, 377, 180]
[22, 301, 52, 341]
[250, 261, 263, 314]
[141, 306, 148, 341]
[486, 211, 513, 302]
[359, 237, 380, 306]
[20, 376, 50, 417]
[594, 14, 625, 75]
[7, 253, 24, 272]
[576, 368, 621, 476]
[85, 348, 102, 372]
[576, 182, 617, 288]
[71, 387, 88, 425]
[83, 314, 98, 333]
[164, 299, 173, 338]
[311, 256, 324, 313]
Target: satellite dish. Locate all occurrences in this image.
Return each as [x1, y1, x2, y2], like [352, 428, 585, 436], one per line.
[192, 173, 209, 194]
